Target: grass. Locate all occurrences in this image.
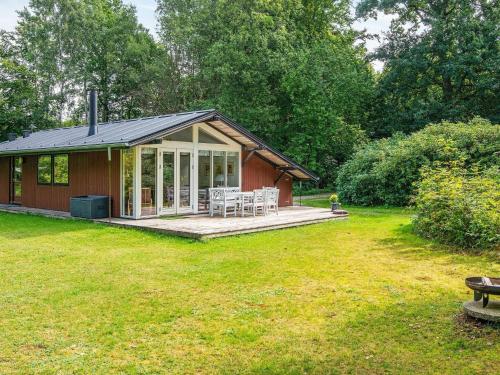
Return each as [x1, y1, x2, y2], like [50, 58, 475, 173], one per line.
[0, 200, 498, 374]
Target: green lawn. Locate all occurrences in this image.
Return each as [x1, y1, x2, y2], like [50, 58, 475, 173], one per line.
[0, 201, 498, 374]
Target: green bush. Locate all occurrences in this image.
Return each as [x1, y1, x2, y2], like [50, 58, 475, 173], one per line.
[412, 163, 499, 250]
[336, 118, 500, 206]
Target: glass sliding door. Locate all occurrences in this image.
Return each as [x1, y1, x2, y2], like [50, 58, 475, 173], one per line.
[122, 149, 135, 217]
[226, 152, 239, 187]
[162, 151, 175, 211]
[179, 151, 192, 210]
[213, 151, 226, 187]
[198, 150, 211, 211]
[140, 148, 157, 216]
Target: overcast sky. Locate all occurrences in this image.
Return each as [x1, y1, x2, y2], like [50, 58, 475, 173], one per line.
[0, 0, 390, 70]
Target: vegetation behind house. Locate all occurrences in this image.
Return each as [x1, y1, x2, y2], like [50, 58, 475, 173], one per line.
[1, 0, 498, 185]
[336, 118, 499, 206]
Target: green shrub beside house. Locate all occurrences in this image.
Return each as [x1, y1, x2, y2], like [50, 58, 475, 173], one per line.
[336, 117, 499, 250]
[413, 163, 499, 250]
[336, 118, 499, 206]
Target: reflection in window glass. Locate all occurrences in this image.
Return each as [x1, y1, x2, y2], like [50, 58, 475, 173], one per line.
[164, 127, 193, 142]
[163, 152, 175, 209]
[226, 152, 239, 187]
[179, 152, 191, 208]
[54, 155, 69, 184]
[199, 129, 226, 144]
[13, 157, 22, 202]
[198, 150, 211, 211]
[141, 148, 157, 216]
[213, 151, 226, 187]
[122, 149, 134, 217]
[38, 155, 52, 184]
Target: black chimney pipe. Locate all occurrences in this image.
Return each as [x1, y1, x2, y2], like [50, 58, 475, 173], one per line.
[88, 89, 98, 136]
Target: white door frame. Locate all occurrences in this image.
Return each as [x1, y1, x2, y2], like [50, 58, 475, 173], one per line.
[175, 148, 194, 214]
[127, 123, 242, 218]
[158, 148, 177, 215]
[157, 147, 194, 215]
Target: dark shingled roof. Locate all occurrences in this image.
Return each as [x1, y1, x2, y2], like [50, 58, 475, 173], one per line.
[0, 109, 318, 181]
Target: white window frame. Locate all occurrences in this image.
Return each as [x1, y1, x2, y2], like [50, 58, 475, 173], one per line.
[120, 148, 139, 219]
[121, 123, 242, 218]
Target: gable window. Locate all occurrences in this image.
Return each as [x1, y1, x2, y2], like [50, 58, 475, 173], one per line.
[37, 154, 69, 185]
[164, 127, 193, 142]
[199, 129, 226, 144]
[37, 155, 52, 184]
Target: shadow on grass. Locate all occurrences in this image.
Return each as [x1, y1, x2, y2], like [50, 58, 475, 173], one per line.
[0, 212, 194, 248]
[0, 212, 96, 240]
[218, 295, 499, 374]
[455, 312, 500, 334]
[377, 223, 500, 265]
[321, 298, 500, 373]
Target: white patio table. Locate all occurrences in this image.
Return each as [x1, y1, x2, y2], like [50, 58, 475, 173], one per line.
[225, 191, 254, 217]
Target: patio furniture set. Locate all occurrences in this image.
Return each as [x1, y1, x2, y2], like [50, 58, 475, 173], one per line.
[209, 187, 280, 218]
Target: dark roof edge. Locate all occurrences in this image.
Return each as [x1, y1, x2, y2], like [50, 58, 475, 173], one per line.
[0, 143, 128, 156]
[128, 110, 217, 146]
[129, 109, 319, 181]
[214, 113, 319, 181]
[0, 109, 319, 182]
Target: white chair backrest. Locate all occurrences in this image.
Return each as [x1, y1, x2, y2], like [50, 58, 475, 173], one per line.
[209, 188, 225, 202]
[266, 188, 279, 203]
[254, 189, 266, 203]
[225, 187, 240, 193]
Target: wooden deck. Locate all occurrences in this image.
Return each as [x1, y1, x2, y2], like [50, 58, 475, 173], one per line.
[0, 204, 72, 219]
[0, 204, 347, 240]
[102, 207, 347, 239]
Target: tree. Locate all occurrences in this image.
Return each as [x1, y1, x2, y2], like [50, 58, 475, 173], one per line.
[157, 0, 374, 183]
[0, 31, 55, 139]
[9, 0, 177, 128]
[357, 0, 500, 137]
[77, 0, 169, 122]
[16, 0, 84, 124]
[280, 39, 372, 183]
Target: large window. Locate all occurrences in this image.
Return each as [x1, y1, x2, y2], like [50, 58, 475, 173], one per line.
[122, 149, 135, 217]
[37, 154, 68, 185]
[54, 155, 69, 184]
[37, 155, 52, 184]
[162, 151, 175, 210]
[226, 152, 239, 187]
[11, 157, 22, 203]
[141, 148, 157, 216]
[198, 150, 240, 212]
[213, 151, 226, 187]
[179, 152, 191, 209]
[198, 150, 211, 211]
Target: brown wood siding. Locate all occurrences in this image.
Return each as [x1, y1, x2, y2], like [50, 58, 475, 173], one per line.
[0, 157, 9, 204]
[242, 152, 293, 206]
[12, 150, 121, 216]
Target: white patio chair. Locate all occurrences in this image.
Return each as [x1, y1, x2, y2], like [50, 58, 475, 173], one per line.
[240, 193, 254, 217]
[209, 188, 238, 217]
[252, 189, 267, 216]
[264, 188, 279, 215]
